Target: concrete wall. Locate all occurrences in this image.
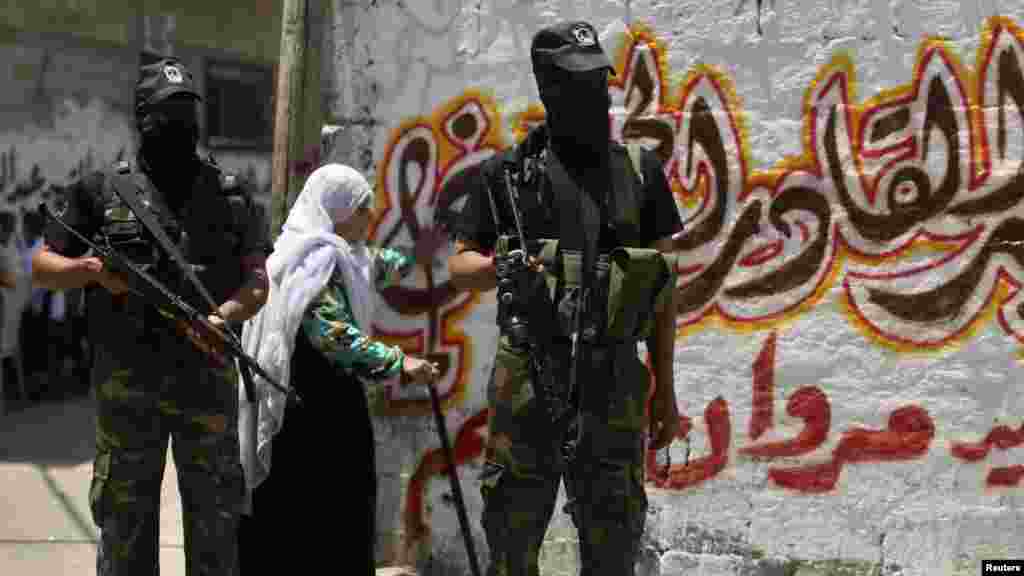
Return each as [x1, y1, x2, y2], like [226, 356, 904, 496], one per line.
[320, 1, 1024, 574]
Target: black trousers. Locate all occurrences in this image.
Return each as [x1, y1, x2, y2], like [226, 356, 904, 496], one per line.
[238, 331, 376, 574]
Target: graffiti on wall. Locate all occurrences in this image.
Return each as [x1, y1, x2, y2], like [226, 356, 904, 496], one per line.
[0, 98, 135, 215]
[626, 15, 1024, 492]
[366, 90, 509, 546]
[645, 331, 936, 494]
[590, 17, 1024, 351]
[371, 16, 1024, 552]
[371, 89, 506, 413]
[0, 97, 274, 234]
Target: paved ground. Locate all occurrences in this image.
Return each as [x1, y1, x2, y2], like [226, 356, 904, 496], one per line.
[0, 388, 418, 576]
[0, 391, 187, 575]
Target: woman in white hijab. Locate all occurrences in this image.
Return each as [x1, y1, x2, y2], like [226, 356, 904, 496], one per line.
[236, 163, 440, 574]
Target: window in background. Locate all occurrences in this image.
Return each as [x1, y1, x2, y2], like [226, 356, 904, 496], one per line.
[203, 58, 274, 151]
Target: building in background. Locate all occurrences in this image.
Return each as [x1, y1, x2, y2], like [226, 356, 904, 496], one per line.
[0, 0, 283, 209]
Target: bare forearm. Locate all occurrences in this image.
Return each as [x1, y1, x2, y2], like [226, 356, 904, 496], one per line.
[646, 288, 677, 399]
[448, 250, 497, 292]
[31, 248, 96, 290]
[217, 269, 268, 323]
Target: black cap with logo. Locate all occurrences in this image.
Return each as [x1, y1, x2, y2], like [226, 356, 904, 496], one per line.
[530, 21, 615, 75]
[135, 57, 202, 113]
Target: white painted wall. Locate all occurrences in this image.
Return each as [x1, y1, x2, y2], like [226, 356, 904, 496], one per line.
[323, 1, 1024, 575]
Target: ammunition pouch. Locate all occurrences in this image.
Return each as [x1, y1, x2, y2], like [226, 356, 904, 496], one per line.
[554, 245, 676, 344]
[98, 214, 160, 271]
[607, 247, 677, 341]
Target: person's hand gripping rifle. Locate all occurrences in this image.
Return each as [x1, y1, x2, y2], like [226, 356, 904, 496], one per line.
[495, 165, 547, 350]
[40, 203, 301, 405]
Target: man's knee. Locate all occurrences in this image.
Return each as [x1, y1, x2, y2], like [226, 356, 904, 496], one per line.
[89, 448, 165, 528]
[574, 458, 647, 572]
[479, 461, 558, 570]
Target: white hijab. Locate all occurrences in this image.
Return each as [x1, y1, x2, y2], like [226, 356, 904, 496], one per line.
[238, 163, 374, 505]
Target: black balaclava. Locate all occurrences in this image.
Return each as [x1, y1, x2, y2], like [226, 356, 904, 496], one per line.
[535, 63, 612, 165]
[137, 95, 200, 181]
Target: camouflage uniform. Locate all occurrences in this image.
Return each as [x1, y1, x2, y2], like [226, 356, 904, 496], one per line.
[445, 122, 682, 575]
[42, 58, 269, 576]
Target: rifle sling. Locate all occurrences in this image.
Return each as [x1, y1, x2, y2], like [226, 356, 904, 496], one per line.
[109, 173, 258, 402]
[110, 175, 221, 320]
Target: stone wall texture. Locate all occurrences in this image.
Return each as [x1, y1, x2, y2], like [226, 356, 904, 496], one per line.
[320, 1, 1024, 575]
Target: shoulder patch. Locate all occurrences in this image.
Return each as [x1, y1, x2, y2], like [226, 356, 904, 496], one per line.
[219, 172, 238, 190]
[195, 159, 242, 196]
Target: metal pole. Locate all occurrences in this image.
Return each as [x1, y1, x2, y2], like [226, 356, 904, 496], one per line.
[270, 0, 307, 243]
[427, 381, 483, 576]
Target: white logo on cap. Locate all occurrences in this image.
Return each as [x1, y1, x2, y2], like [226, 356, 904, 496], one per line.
[571, 25, 596, 47]
[163, 65, 184, 84]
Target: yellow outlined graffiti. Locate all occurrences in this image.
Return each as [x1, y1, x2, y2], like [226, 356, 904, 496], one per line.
[383, 16, 1024, 553]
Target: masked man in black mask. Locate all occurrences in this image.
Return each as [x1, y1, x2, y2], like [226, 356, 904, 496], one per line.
[32, 57, 270, 575]
[444, 21, 684, 576]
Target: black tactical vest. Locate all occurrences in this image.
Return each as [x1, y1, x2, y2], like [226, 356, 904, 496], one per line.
[495, 132, 648, 252]
[89, 157, 254, 342]
[495, 132, 655, 346]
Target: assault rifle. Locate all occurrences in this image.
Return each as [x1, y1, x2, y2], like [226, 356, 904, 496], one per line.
[494, 161, 587, 538]
[493, 164, 569, 422]
[40, 203, 302, 406]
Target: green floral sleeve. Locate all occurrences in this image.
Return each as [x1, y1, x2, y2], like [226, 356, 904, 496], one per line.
[372, 246, 415, 290]
[300, 280, 404, 380]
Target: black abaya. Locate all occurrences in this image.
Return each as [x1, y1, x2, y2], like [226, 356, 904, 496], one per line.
[238, 327, 376, 574]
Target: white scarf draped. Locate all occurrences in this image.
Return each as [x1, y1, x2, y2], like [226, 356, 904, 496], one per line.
[238, 164, 374, 508]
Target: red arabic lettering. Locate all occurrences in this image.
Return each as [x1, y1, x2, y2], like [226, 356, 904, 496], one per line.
[749, 332, 776, 441]
[740, 333, 831, 458]
[740, 386, 831, 458]
[768, 405, 934, 492]
[988, 466, 1024, 487]
[405, 409, 489, 543]
[950, 423, 1024, 461]
[650, 397, 730, 490]
[950, 422, 1024, 488]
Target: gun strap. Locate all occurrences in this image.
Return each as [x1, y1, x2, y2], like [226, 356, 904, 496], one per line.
[483, 174, 504, 235]
[109, 174, 219, 316]
[109, 172, 257, 402]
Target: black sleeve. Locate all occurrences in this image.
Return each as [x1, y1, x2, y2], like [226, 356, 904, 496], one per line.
[233, 182, 272, 258]
[245, 200, 273, 257]
[639, 149, 684, 245]
[441, 157, 504, 253]
[41, 172, 102, 258]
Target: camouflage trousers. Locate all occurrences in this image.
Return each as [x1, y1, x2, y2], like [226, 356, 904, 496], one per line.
[480, 337, 650, 576]
[90, 351, 244, 576]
